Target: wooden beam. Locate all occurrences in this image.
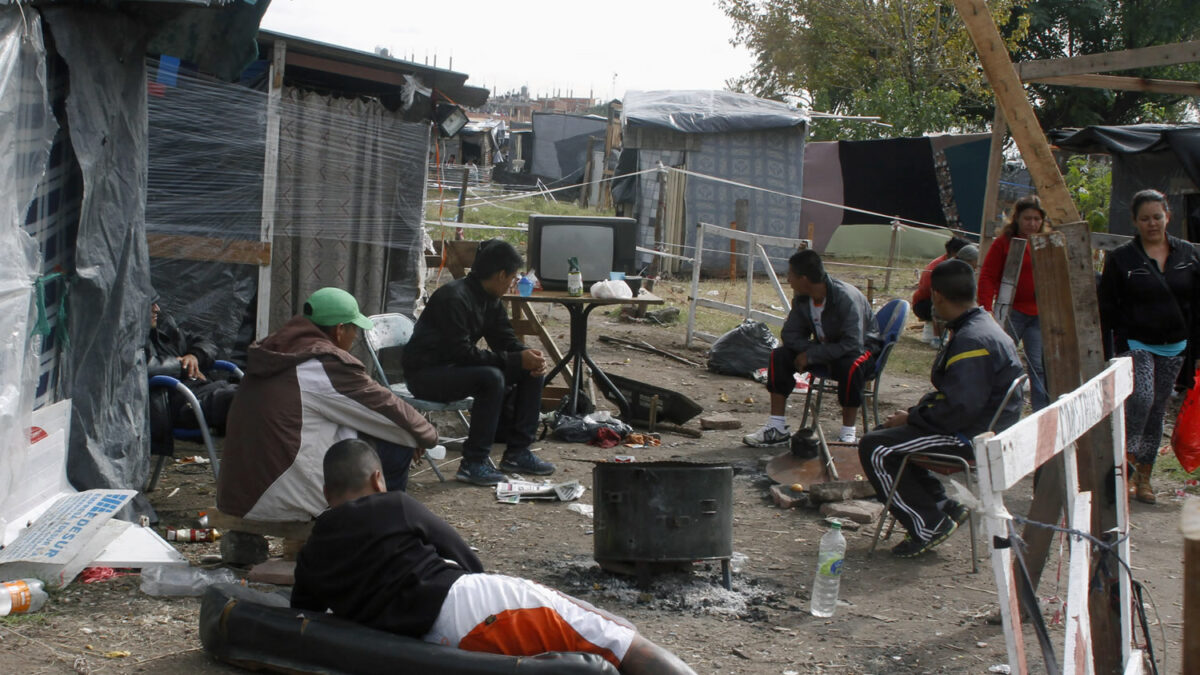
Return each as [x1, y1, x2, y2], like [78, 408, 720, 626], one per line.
[953, 0, 1081, 227]
[256, 39, 285, 340]
[1018, 40, 1200, 81]
[1028, 73, 1200, 97]
[979, 104, 1006, 259]
[147, 234, 271, 266]
[1184, 499, 1200, 674]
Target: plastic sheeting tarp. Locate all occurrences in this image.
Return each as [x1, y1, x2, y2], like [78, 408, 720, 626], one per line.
[42, 7, 155, 509]
[0, 7, 55, 537]
[531, 112, 606, 182]
[623, 90, 808, 134]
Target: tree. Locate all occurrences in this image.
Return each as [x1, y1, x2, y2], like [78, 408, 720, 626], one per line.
[720, 0, 1027, 140]
[1007, 0, 1200, 129]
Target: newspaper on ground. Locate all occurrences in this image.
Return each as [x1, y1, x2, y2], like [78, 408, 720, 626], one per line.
[495, 480, 586, 504]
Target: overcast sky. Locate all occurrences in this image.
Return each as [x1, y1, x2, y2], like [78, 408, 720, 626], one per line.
[261, 0, 755, 101]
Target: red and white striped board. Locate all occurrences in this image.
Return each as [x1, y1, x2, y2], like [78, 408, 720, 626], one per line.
[972, 357, 1137, 674]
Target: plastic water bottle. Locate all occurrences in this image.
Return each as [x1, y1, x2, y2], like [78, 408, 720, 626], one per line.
[0, 578, 48, 616]
[140, 565, 238, 597]
[810, 521, 846, 617]
[567, 257, 583, 297]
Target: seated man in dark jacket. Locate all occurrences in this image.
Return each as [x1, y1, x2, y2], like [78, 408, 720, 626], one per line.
[402, 239, 551, 486]
[146, 297, 238, 456]
[859, 260, 1024, 558]
[292, 439, 696, 675]
[743, 249, 882, 447]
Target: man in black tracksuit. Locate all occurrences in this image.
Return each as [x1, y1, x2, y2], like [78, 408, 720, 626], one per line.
[403, 240, 552, 486]
[859, 259, 1024, 558]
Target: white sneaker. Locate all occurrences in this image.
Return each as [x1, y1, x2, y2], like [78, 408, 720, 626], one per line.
[743, 425, 791, 447]
[837, 428, 857, 443]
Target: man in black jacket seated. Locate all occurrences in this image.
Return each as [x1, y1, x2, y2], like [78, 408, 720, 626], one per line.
[146, 298, 238, 457]
[403, 239, 552, 486]
[858, 260, 1024, 558]
[292, 439, 697, 675]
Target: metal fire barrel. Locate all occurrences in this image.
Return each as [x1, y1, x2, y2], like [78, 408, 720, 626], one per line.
[593, 461, 733, 568]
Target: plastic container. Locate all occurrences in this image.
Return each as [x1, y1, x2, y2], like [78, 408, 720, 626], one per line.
[810, 521, 846, 617]
[140, 565, 238, 597]
[0, 578, 48, 616]
[517, 277, 534, 297]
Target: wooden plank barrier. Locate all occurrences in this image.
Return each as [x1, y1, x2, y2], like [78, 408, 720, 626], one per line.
[972, 357, 1143, 674]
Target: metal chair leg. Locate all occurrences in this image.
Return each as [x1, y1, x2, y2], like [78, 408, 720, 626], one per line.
[869, 455, 912, 556]
[145, 454, 169, 492]
[426, 455, 445, 482]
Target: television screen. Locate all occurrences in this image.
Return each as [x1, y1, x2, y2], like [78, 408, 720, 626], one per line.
[527, 215, 637, 291]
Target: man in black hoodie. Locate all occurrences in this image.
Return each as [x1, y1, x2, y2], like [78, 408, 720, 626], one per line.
[858, 260, 1024, 558]
[403, 240, 552, 486]
[292, 439, 697, 675]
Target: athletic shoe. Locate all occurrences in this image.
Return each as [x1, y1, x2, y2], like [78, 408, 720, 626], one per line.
[837, 428, 857, 444]
[943, 500, 971, 528]
[499, 448, 556, 476]
[891, 517, 958, 558]
[743, 425, 791, 447]
[456, 459, 507, 486]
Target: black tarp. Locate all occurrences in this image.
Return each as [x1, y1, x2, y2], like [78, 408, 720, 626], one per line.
[1050, 124, 1200, 235]
[838, 137, 945, 227]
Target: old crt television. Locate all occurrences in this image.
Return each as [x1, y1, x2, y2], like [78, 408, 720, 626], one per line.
[527, 214, 638, 291]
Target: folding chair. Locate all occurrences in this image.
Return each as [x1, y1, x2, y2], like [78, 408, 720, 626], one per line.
[800, 298, 909, 431]
[867, 374, 1029, 572]
[363, 313, 472, 482]
[146, 360, 242, 492]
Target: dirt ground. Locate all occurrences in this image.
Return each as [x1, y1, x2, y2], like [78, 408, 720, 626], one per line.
[0, 283, 1192, 675]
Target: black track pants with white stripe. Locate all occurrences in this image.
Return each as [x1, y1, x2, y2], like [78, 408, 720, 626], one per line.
[858, 425, 971, 542]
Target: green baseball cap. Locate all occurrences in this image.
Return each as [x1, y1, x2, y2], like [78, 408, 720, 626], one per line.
[303, 287, 374, 330]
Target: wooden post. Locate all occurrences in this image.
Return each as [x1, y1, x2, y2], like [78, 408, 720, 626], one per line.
[255, 39, 286, 340]
[866, 279, 875, 306]
[650, 166, 667, 277]
[454, 168, 470, 240]
[807, 222, 815, 246]
[732, 199, 749, 280]
[1184, 499, 1200, 674]
[882, 220, 900, 290]
[578, 136, 596, 208]
[952, 0, 1080, 227]
[980, 104, 1006, 260]
[992, 238, 1025, 330]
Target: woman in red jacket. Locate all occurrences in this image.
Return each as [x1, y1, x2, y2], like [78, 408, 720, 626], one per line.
[977, 195, 1050, 409]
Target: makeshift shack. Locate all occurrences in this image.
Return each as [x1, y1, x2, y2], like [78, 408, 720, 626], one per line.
[613, 90, 809, 274]
[146, 30, 490, 361]
[1049, 124, 1200, 241]
[531, 112, 607, 186]
[4, 0, 269, 522]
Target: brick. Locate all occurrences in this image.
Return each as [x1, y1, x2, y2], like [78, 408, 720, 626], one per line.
[819, 499, 884, 524]
[247, 558, 296, 586]
[700, 414, 742, 430]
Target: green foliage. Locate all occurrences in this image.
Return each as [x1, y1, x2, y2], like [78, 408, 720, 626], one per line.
[720, 0, 1027, 139]
[1062, 155, 1112, 231]
[1009, 0, 1200, 129]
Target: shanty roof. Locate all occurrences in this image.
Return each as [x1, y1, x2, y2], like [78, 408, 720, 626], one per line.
[623, 89, 808, 134]
[257, 30, 489, 109]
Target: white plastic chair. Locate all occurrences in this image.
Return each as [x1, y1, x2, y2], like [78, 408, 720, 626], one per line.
[363, 313, 472, 481]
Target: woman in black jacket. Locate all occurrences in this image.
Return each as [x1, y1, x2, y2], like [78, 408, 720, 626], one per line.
[1098, 189, 1200, 503]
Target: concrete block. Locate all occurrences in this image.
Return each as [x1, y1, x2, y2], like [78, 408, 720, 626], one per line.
[806, 480, 877, 504]
[220, 530, 270, 566]
[769, 483, 807, 509]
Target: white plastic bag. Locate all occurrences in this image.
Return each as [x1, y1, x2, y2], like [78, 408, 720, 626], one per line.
[589, 279, 633, 299]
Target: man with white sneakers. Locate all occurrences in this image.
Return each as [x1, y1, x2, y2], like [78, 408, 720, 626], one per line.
[743, 249, 881, 447]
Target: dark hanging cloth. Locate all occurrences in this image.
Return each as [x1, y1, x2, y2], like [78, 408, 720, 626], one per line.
[838, 137, 945, 227]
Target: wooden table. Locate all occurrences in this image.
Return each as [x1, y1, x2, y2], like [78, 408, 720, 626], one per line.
[506, 290, 664, 419]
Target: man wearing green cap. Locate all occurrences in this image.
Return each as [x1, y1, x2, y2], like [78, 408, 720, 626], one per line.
[217, 287, 438, 522]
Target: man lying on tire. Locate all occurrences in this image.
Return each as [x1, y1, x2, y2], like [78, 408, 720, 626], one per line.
[291, 438, 697, 675]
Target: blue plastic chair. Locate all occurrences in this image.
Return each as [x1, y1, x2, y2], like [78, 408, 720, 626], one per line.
[146, 360, 242, 492]
[800, 298, 910, 432]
